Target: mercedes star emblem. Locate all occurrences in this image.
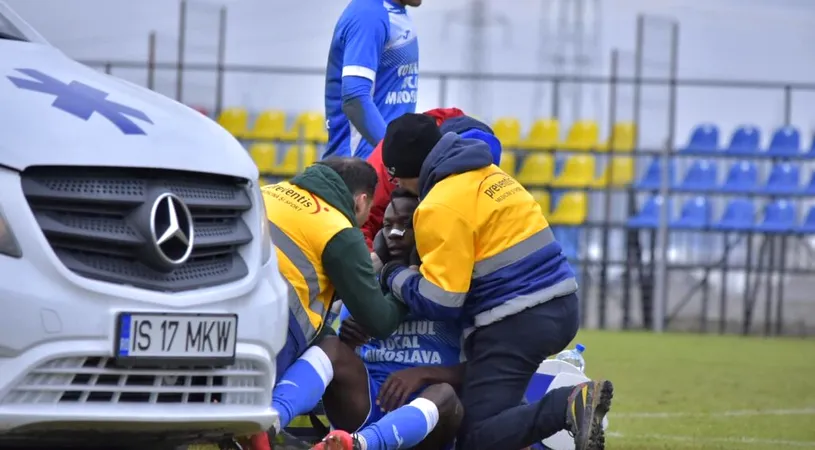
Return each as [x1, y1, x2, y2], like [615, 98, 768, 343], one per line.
[149, 193, 195, 266]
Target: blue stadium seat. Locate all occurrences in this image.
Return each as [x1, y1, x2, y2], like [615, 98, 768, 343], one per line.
[681, 123, 719, 154]
[713, 198, 755, 231]
[671, 196, 712, 229]
[807, 135, 815, 158]
[721, 161, 759, 193]
[635, 157, 674, 190]
[766, 126, 801, 157]
[756, 199, 796, 233]
[677, 159, 718, 191]
[763, 162, 800, 194]
[627, 195, 666, 228]
[798, 205, 815, 234]
[725, 125, 760, 156]
[804, 171, 815, 195]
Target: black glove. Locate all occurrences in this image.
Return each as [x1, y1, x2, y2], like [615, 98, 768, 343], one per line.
[379, 260, 407, 293]
[373, 230, 391, 266]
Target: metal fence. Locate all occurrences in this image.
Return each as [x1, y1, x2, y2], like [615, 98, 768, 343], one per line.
[78, 12, 815, 338]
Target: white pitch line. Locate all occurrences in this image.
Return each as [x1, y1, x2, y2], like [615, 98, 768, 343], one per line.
[607, 432, 815, 448]
[615, 407, 815, 419]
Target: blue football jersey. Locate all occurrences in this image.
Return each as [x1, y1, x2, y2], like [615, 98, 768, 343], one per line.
[339, 306, 461, 381]
[324, 0, 419, 159]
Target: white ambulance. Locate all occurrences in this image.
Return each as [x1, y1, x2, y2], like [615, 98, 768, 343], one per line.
[0, 2, 286, 448]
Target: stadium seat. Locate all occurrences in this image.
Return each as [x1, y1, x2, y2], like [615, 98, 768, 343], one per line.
[592, 156, 634, 187]
[681, 123, 719, 154]
[492, 117, 522, 148]
[516, 153, 555, 186]
[766, 125, 801, 157]
[561, 120, 599, 151]
[271, 145, 303, 177]
[677, 159, 718, 191]
[713, 198, 755, 231]
[721, 161, 759, 193]
[763, 162, 800, 194]
[302, 112, 329, 143]
[627, 195, 666, 228]
[217, 107, 249, 138]
[548, 192, 587, 225]
[302, 144, 319, 167]
[798, 205, 815, 234]
[635, 157, 674, 190]
[671, 196, 712, 229]
[804, 171, 815, 195]
[725, 125, 761, 156]
[281, 111, 326, 143]
[602, 122, 636, 152]
[521, 119, 559, 151]
[551, 155, 596, 188]
[499, 151, 517, 176]
[756, 199, 796, 233]
[529, 190, 551, 215]
[248, 143, 277, 174]
[806, 135, 815, 158]
[247, 109, 287, 141]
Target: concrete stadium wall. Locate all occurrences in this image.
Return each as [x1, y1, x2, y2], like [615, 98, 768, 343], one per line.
[5, 0, 815, 145]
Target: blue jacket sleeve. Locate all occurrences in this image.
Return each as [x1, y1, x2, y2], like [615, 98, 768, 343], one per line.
[386, 267, 464, 322]
[339, 8, 389, 147]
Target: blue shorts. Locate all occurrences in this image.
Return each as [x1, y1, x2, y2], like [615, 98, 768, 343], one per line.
[353, 368, 455, 450]
[357, 367, 421, 429]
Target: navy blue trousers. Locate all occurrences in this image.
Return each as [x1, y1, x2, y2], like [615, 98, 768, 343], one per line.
[456, 293, 580, 450]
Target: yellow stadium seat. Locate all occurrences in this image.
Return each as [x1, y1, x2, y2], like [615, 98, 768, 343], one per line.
[217, 107, 248, 137]
[551, 155, 596, 188]
[302, 144, 319, 167]
[248, 109, 287, 140]
[281, 111, 326, 143]
[603, 121, 636, 152]
[516, 154, 555, 186]
[548, 192, 588, 225]
[521, 119, 559, 151]
[561, 120, 599, 151]
[302, 112, 328, 144]
[592, 156, 634, 187]
[499, 151, 517, 176]
[528, 189, 551, 216]
[492, 117, 522, 148]
[270, 145, 301, 177]
[248, 143, 277, 174]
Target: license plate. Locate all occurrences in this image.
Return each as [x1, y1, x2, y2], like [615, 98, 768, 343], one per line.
[115, 313, 238, 367]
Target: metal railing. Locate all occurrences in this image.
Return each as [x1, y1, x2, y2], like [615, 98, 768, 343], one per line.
[76, 13, 815, 338]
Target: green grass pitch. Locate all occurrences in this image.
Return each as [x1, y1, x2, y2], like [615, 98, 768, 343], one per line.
[577, 330, 815, 449]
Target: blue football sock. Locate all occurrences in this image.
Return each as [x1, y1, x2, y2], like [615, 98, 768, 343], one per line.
[357, 397, 440, 450]
[271, 346, 334, 430]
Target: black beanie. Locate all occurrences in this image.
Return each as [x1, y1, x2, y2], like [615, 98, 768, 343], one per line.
[382, 113, 443, 179]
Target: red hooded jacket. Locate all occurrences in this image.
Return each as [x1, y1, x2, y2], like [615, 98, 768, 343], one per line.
[361, 108, 465, 249]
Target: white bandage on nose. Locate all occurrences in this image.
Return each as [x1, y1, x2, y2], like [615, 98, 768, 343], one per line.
[389, 228, 406, 237]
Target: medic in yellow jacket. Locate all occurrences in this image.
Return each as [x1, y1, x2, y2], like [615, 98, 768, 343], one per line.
[378, 114, 578, 328]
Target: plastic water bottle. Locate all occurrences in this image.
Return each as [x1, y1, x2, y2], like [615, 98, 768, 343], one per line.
[554, 343, 586, 372]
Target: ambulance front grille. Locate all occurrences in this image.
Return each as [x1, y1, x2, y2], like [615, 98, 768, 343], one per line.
[2, 356, 267, 406]
[21, 166, 254, 292]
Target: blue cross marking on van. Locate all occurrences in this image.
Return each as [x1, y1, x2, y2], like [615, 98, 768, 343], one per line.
[7, 68, 153, 135]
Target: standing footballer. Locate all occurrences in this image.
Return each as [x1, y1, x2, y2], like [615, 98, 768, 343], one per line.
[323, 0, 421, 159]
